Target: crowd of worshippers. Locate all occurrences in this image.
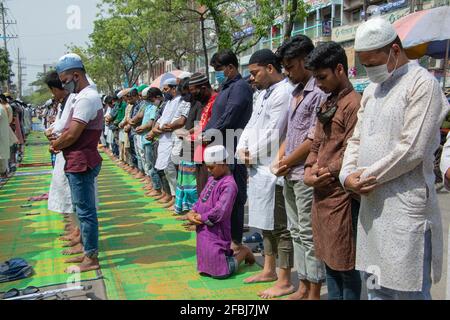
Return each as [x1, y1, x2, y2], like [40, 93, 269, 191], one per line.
[43, 17, 450, 300]
[0, 93, 33, 179]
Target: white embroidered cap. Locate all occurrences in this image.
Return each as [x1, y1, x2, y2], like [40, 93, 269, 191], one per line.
[204, 145, 229, 164]
[354, 17, 398, 52]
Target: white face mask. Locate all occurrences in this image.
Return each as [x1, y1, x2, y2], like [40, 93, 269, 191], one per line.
[364, 49, 398, 84]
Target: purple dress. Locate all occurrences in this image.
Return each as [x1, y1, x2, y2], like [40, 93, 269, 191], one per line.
[193, 175, 238, 277]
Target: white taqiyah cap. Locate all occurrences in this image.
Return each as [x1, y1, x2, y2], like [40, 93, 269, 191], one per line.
[354, 17, 398, 52]
[204, 145, 229, 164]
[178, 71, 192, 80]
[142, 86, 151, 97]
[117, 88, 131, 99]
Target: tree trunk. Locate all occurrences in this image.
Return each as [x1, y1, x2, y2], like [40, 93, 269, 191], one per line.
[283, 0, 298, 41]
[200, 15, 209, 76]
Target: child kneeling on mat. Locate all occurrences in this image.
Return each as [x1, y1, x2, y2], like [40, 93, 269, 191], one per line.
[186, 145, 255, 279]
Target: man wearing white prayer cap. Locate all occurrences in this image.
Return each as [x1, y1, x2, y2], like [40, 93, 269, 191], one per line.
[51, 53, 104, 274]
[340, 17, 450, 299]
[178, 71, 192, 80]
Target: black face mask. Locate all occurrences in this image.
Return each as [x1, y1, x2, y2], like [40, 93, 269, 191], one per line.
[182, 93, 192, 103]
[164, 93, 173, 101]
[317, 105, 337, 124]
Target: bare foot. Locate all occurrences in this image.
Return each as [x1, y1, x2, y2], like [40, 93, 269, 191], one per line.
[65, 256, 100, 273]
[167, 205, 175, 211]
[163, 200, 174, 208]
[64, 223, 75, 231]
[62, 235, 81, 247]
[231, 242, 243, 255]
[65, 255, 85, 264]
[258, 284, 295, 299]
[62, 243, 84, 255]
[244, 272, 278, 284]
[175, 215, 188, 221]
[148, 190, 163, 197]
[241, 246, 256, 265]
[59, 228, 80, 241]
[59, 234, 76, 242]
[158, 196, 172, 204]
[283, 290, 309, 300]
[134, 173, 145, 179]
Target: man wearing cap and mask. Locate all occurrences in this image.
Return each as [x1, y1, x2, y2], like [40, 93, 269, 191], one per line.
[51, 53, 104, 273]
[340, 18, 450, 299]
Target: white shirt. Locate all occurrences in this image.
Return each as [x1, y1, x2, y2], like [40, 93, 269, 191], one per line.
[237, 78, 293, 230]
[237, 79, 293, 166]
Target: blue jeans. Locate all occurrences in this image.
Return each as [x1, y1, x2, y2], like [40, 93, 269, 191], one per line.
[144, 143, 161, 190]
[364, 230, 432, 300]
[326, 265, 362, 300]
[128, 133, 138, 168]
[66, 164, 101, 258]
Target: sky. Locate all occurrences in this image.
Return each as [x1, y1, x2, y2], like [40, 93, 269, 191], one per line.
[5, 0, 102, 93]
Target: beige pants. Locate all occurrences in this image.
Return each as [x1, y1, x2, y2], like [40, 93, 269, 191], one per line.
[0, 159, 8, 175]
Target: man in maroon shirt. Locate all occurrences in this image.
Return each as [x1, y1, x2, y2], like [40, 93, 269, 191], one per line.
[51, 53, 103, 273]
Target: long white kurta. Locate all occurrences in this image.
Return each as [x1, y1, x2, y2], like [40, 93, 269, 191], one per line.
[0, 106, 10, 161]
[48, 95, 76, 214]
[155, 97, 182, 171]
[340, 62, 450, 291]
[236, 79, 293, 230]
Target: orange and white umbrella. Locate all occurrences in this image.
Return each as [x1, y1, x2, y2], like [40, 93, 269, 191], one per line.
[393, 6, 450, 59]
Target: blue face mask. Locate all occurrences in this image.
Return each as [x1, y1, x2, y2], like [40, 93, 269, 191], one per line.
[215, 71, 227, 85]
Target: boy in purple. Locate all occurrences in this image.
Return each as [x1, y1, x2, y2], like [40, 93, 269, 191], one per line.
[186, 145, 255, 278]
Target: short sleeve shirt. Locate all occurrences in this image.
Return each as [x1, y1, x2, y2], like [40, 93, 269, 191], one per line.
[63, 85, 104, 173]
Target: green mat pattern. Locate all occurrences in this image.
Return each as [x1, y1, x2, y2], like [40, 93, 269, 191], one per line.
[0, 132, 98, 293]
[1, 130, 270, 299]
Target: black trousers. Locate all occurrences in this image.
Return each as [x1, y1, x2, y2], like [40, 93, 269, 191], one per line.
[229, 163, 247, 245]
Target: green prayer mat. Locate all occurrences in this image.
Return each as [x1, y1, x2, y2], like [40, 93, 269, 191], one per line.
[1, 130, 270, 299]
[0, 132, 98, 293]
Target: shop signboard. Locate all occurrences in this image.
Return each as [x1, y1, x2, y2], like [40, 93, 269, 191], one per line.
[332, 7, 410, 42]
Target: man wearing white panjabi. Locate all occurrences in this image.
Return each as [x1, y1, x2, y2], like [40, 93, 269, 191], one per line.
[339, 17, 450, 299]
[236, 49, 294, 299]
[45, 72, 75, 217]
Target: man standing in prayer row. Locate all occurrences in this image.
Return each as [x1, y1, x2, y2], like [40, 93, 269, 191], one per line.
[237, 49, 295, 299]
[303, 42, 362, 300]
[274, 35, 327, 300]
[52, 53, 104, 273]
[340, 18, 450, 300]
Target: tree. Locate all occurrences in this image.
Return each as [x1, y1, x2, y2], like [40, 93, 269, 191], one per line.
[283, 0, 309, 42]
[0, 48, 10, 90]
[22, 72, 52, 106]
[89, 16, 147, 87]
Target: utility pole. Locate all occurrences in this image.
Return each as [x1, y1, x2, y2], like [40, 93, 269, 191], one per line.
[17, 48, 22, 99]
[1, 1, 9, 91]
[0, 1, 17, 92]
